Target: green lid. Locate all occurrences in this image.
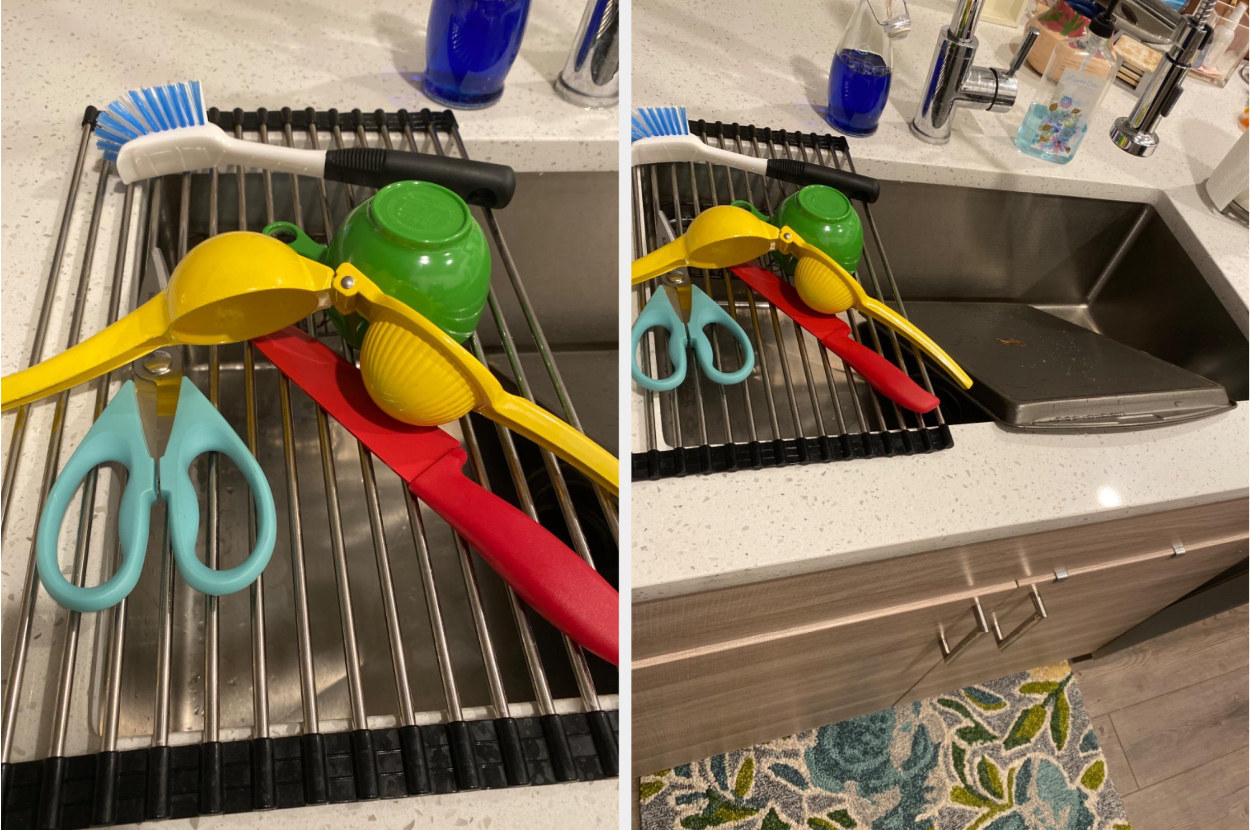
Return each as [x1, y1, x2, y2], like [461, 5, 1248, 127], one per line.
[370, 180, 471, 249]
[795, 185, 852, 222]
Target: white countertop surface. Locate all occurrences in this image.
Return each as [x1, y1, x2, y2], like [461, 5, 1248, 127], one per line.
[631, 0, 1250, 601]
[0, 0, 617, 174]
[0, 1, 618, 826]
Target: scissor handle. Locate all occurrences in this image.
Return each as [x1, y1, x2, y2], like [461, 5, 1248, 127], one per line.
[161, 378, 277, 596]
[630, 288, 689, 392]
[36, 381, 157, 612]
[687, 286, 755, 386]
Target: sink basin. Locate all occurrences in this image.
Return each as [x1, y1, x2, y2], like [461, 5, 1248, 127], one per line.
[857, 180, 1249, 425]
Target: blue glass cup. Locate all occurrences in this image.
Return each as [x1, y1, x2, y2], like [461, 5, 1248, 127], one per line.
[424, 0, 532, 109]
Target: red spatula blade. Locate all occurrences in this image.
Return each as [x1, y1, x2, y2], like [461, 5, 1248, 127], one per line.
[252, 327, 619, 665]
[730, 265, 940, 414]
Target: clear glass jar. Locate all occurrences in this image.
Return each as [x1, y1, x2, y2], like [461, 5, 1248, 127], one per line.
[827, 0, 909, 137]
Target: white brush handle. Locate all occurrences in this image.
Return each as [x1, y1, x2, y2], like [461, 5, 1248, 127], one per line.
[116, 124, 326, 183]
[631, 134, 767, 175]
[631, 133, 880, 202]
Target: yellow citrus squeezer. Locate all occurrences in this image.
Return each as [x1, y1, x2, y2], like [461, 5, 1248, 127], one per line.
[2, 232, 619, 496]
[631, 205, 972, 389]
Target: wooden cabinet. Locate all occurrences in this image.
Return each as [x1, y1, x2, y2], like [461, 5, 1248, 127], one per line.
[633, 584, 1017, 775]
[902, 537, 1249, 703]
[632, 497, 1248, 777]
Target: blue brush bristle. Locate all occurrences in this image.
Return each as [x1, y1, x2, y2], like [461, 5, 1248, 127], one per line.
[96, 81, 207, 161]
[630, 107, 690, 142]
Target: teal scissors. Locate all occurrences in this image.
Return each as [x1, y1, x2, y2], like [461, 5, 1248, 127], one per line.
[35, 252, 277, 613]
[630, 213, 755, 392]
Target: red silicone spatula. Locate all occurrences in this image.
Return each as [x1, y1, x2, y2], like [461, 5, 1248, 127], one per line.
[730, 264, 940, 414]
[253, 326, 618, 665]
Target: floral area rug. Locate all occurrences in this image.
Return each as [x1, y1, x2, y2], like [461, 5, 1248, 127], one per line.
[639, 663, 1132, 830]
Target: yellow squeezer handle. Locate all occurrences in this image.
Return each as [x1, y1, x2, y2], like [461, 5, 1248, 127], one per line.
[631, 236, 691, 285]
[781, 235, 973, 391]
[1, 295, 174, 411]
[341, 272, 620, 497]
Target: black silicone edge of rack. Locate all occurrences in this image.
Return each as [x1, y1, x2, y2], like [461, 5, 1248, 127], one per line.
[2, 711, 620, 829]
[631, 118, 955, 481]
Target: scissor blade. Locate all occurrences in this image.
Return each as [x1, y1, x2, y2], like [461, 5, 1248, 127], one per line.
[134, 350, 184, 459]
[133, 248, 184, 459]
[656, 210, 694, 323]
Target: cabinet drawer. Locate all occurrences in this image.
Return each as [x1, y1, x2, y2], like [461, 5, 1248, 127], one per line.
[901, 537, 1248, 703]
[636, 498, 1248, 662]
[633, 584, 1016, 775]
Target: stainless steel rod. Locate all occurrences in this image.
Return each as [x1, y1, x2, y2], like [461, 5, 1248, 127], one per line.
[6, 173, 154, 764]
[685, 159, 735, 442]
[404, 492, 465, 722]
[646, 166, 685, 449]
[631, 168, 659, 453]
[466, 335, 598, 713]
[313, 120, 410, 731]
[450, 532, 510, 717]
[100, 179, 145, 754]
[668, 167, 710, 447]
[476, 293, 603, 709]
[273, 117, 322, 732]
[708, 130, 759, 443]
[47, 162, 113, 759]
[2, 118, 96, 531]
[457, 397, 557, 716]
[277, 375, 319, 732]
[753, 156, 809, 439]
[327, 118, 420, 726]
[149, 175, 175, 751]
[250, 119, 281, 741]
[311, 380, 369, 731]
[151, 521, 175, 747]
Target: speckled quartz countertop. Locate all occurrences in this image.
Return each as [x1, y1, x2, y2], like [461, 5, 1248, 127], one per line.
[631, 0, 1250, 602]
[1, 1, 617, 827]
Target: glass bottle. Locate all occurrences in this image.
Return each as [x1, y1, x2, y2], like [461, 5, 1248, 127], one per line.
[424, 0, 532, 110]
[827, 0, 909, 137]
[1014, 0, 1123, 163]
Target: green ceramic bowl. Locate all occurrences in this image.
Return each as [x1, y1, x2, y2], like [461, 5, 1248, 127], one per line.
[731, 185, 863, 276]
[265, 180, 491, 347]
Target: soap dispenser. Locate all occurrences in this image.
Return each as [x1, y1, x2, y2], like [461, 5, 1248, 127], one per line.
[1014, 0, 1122, 163]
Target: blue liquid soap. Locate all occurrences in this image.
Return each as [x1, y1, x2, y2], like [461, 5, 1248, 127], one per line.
[827, 49, 892, 137]
[424, 0, 531, 109]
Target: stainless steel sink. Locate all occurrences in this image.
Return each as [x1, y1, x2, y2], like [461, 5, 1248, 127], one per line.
[856, 180, 1249, 424]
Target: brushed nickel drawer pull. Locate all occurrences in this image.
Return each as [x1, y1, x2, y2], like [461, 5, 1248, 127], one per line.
[939, 598, 989, 663]
[993, 585, 1047, 650]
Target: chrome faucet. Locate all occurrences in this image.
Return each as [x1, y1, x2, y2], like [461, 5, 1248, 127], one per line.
[1110, 0, 1215, 156]
[910, 0, 1040, 144]
[554, 0, 619, 107]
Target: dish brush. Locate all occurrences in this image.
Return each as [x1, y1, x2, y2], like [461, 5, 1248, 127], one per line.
[631, 106, 881, 203]
[96, 81, 516, 208]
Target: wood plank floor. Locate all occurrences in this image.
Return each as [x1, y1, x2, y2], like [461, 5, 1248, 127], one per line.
[1073, 605, 1249, 830]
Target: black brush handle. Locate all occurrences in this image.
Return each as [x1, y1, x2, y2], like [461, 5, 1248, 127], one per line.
[765, 158, 880, 203]
[323, 147, 516, 208]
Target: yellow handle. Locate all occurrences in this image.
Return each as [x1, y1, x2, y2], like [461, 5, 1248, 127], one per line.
[487, 395, 620, 496]
[339, 269, 620, 496]
[1, 294, 173, 411]
[631, 237, 691, 285]
[780, 233, 973, 390]
[858, 297, 973, 389]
